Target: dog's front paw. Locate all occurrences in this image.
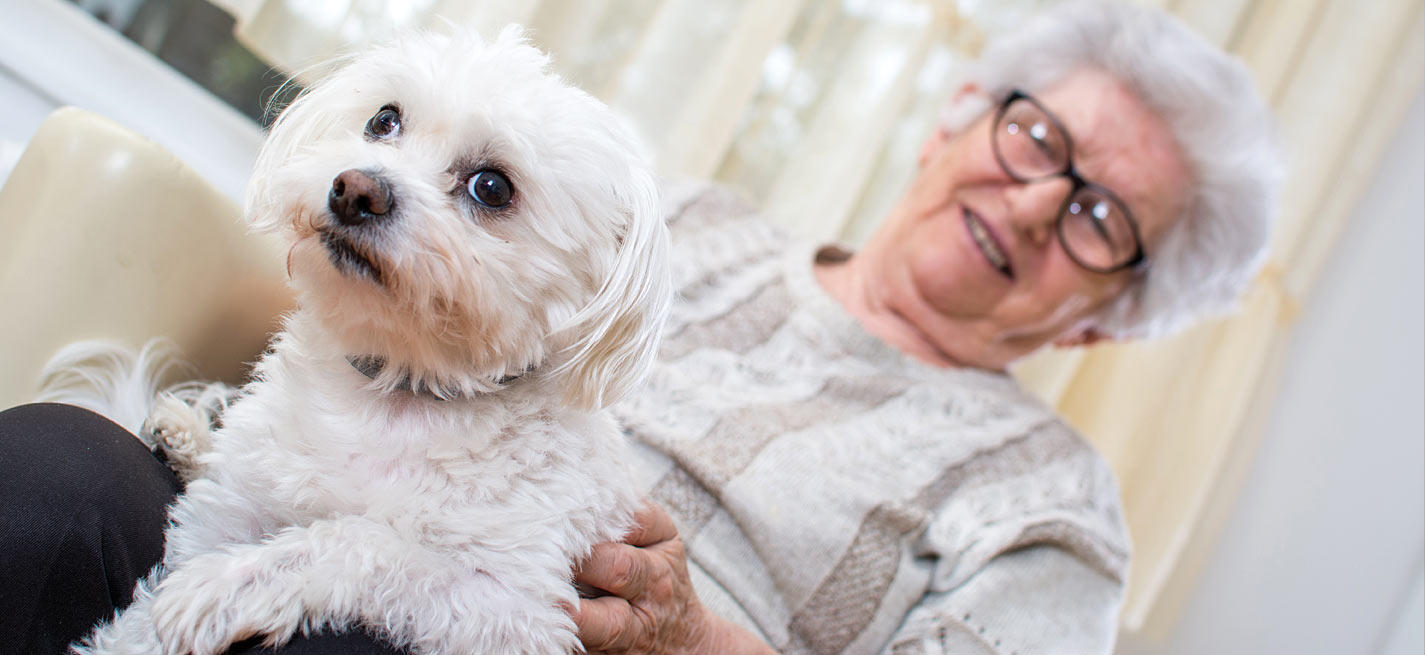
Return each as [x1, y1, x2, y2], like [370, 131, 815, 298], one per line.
[147, 393, 215, 482]
[149, 558, 299, 655]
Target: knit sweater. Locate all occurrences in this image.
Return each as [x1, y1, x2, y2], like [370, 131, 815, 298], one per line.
[611, 182, 1132, 655]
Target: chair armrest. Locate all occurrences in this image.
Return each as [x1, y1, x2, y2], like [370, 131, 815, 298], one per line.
[0, 107, 293, 410]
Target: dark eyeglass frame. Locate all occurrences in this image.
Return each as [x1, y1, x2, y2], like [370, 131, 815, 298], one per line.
[990, 89, 1147, 274]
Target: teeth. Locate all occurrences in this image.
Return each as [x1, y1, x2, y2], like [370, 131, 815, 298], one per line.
[966, 211, 1009, 272]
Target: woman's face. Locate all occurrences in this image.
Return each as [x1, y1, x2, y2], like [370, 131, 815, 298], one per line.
[869, 68, 1190, 370]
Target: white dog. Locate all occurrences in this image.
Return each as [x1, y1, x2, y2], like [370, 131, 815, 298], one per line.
[67, 25, 670, 655]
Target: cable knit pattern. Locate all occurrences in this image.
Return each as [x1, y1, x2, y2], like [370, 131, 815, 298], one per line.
[613, 181, 1131, 654]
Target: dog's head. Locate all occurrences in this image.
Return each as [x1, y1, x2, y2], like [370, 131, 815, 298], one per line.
[246, 27, 669, 409]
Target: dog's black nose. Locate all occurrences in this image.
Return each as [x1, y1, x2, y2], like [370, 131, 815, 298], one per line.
[329, 169, 394, 226]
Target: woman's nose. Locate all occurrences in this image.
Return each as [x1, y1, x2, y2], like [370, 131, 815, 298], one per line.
[1006, 177, 1071, 246]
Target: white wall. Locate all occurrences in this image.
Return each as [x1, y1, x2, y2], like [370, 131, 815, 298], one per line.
[0, 67, 61, 183]
[1119, 95, 1425, 655]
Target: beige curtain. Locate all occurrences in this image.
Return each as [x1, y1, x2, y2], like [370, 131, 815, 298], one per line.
[1015, 0, 1425, 637]
[217, 0, 1425, 638]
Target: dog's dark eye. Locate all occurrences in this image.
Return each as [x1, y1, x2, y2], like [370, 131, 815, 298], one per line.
[365, 105, 401, 140]
[467, 170, 513, 208]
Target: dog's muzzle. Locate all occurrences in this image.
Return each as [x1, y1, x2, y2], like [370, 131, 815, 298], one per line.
[329, 169, 395, 226]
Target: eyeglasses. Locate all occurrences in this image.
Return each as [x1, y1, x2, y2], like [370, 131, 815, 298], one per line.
[990, 89, 1146, 274]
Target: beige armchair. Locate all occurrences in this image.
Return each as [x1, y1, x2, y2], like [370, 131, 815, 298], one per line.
[0, 107, 293, 411]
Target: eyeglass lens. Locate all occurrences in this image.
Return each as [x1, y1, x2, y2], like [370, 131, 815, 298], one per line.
[1060, 187, 1138, 269]
[997, 100, 1070, 178]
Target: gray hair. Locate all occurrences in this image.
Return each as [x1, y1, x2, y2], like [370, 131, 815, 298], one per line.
[959, 0, 1284, 339]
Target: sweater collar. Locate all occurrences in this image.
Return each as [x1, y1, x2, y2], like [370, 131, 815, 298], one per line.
[779, 240, 1017, 390]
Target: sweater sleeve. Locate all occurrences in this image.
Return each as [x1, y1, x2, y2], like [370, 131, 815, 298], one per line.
[881, 545, 1124, 655]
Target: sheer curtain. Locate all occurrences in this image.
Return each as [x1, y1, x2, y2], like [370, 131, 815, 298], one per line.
[212, 0, 1425, 637]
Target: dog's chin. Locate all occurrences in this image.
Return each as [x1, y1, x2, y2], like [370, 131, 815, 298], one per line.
[287, 239, 548, 382]
[319, 230, 386, 287]
[289, 237, 390, 313]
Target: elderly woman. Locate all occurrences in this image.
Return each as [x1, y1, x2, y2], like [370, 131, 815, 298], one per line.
[570, 2, 1279, 654]
[0, 2, 1277, 654]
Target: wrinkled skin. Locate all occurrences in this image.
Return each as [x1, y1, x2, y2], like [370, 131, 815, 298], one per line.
[573, 504, 771, 655]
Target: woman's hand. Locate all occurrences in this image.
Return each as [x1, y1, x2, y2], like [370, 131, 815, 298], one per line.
[573, 503, 775, 655]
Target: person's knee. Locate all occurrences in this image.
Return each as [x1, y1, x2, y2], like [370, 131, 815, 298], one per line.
[0, 402, 180, 509]
[0, 402, 180, 562]
[0, 403, 182, 649]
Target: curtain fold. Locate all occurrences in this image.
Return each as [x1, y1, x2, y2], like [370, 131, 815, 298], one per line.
[213, 0, 1424, 638]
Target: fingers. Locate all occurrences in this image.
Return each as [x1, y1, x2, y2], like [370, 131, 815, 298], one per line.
[574, 595, 640, 652]
[623, 501, 678, 547]
[575, 541, 650, 599]
[571, 504, 713, 654]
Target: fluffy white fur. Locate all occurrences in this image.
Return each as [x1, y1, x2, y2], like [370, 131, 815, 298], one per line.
[67, 25, 669, 655]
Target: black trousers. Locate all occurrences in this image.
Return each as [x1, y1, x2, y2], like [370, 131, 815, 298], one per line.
[0, 403, 406, 655]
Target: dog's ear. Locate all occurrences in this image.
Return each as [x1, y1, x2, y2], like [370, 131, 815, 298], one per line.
[552, 166, 670, 411]
[243, 58, 353, 235]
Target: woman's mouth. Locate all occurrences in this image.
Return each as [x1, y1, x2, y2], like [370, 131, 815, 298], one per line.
[963, 207, 1014, 280]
